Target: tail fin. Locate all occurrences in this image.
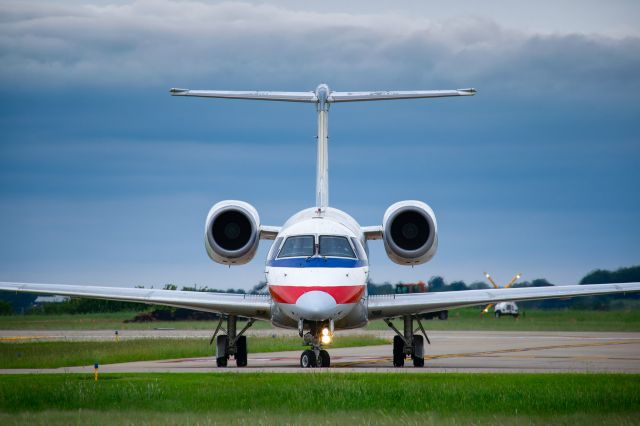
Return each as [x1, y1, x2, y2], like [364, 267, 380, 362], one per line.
[170, 84, 476, 211]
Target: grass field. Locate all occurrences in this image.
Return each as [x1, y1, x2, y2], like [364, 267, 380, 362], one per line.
[0, 335, 389, 368]
[0, 373, 638, 425]
[2, 308, 639, 332]
[0, 312, 274, 330]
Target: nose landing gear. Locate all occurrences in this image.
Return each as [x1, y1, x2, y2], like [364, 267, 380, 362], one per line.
[299, 321, 332, 368]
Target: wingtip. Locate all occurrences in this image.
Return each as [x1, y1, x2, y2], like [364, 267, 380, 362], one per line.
[458, 88, 477, 95]
[169, 88, 189, 95]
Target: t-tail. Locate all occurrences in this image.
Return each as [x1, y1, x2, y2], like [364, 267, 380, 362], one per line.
[170, 84, 476, 212]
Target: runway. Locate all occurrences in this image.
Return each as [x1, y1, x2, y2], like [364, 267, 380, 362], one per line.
[2, 330, 639, 373]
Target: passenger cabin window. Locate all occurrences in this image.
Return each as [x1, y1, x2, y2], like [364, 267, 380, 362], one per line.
[278, 235, 315, 258]
[319, 236, 356, 258]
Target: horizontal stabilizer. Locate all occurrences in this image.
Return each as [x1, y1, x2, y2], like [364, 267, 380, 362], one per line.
[170, 88, 317, 103]
[329, 88, 476, 102]
[169, 86, 476, 104]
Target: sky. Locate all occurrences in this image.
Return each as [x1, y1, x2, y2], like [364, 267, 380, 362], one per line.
[0, 0, 639, 290]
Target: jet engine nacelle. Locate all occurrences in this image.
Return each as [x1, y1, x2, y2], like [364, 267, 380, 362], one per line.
[382, 200, 438, 265]
[205, 200, 260, 265]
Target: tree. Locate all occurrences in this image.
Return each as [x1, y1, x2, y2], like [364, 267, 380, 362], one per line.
[428, 276, 446, 292]
[0, 301, 12, 316]
[448, 281, 467, 292]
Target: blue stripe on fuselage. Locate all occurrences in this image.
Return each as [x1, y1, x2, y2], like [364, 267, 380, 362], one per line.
[267, 257, 367, 268]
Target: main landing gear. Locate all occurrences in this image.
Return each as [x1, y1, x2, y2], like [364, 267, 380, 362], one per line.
[384, 315, 430, 367]
[299, 320, 332, 368]
[210, 315, 255, 367]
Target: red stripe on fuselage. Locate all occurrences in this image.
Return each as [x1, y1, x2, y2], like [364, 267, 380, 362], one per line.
[269, 285, 365, 304]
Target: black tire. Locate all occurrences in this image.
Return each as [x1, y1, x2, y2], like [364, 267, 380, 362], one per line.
[412, 335, 425, 367]
[215, 335, 228, 367]
[495, 311, 501, 318]
[393, 335, 405, 367]
[319, 350, 330, 367]
[438, 310, 448, 320]
[300, 350, 317, 368]
[235, 336, 247, 367]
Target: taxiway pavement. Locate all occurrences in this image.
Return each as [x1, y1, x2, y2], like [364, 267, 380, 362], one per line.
[1, 330, 639, 373]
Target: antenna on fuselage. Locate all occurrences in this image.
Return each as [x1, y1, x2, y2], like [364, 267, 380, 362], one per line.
[170, 84, 476, 212]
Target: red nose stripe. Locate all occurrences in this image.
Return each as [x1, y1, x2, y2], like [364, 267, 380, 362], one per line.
[269, 285, 365, 304]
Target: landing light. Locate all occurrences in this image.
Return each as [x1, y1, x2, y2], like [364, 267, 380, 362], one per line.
[321, 327, 332, 344]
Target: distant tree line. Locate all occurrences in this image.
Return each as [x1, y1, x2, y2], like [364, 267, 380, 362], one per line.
[1, 266, 638, 315]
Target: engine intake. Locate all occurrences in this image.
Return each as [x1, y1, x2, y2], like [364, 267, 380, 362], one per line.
[382, 200, 438, 265]
[205, 200, 260, 265]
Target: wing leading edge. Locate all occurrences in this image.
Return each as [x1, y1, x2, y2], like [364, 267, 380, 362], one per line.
[367, 282, 640, 320]
[0, 282, 271, 320]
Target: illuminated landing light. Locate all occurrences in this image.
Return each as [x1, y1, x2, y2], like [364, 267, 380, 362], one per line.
[321, 327, 332, 344]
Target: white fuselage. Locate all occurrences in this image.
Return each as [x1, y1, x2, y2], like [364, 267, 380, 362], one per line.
[266, 207, 370, 330]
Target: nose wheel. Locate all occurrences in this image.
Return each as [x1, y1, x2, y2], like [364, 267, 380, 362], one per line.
[300, 350, 317, 368]
[299, 321, 332, 368]
[300, 349, 330, 368]
[319, 349, 330, 367]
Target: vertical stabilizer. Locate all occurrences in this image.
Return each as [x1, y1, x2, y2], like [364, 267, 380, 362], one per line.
[315, 84, 330, 212]
[170, 84, 476, 211]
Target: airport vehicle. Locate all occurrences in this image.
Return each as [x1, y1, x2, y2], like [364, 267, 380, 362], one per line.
[2, 84, 640, 368]
[494, 301, 519, 318]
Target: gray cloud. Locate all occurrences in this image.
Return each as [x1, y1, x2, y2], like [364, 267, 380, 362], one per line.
[0, 1, 638, 96]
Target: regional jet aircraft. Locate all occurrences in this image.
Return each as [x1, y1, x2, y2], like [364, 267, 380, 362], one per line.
[2, 84, 639, 368]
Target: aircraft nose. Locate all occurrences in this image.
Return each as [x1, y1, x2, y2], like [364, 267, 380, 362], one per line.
[295, 290, 337, 321]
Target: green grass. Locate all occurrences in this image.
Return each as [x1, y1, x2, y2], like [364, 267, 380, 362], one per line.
[0, 311, 273, 330]
[0, 373, 637, 423]
[0, 336, 389, 368]
[1, 411, 638, 426]
[367, 308, 640, 332]
[2, 308, 640, 332]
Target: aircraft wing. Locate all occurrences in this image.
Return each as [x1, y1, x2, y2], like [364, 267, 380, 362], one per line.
[329, 88, 476, 102]
[367, 282, 640, 320]
[0, 282, 271, 320]
[170, 88, 317, 103]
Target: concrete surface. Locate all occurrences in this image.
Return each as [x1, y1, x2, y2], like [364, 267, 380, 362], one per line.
[2, 330, 639, 373]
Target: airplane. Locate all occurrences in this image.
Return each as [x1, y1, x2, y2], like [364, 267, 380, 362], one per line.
[2, 83, 640, 369]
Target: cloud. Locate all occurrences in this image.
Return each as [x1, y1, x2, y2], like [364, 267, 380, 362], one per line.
[0, 0, 638, 96]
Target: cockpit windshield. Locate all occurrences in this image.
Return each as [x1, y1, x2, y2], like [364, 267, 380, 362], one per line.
[278, 235, 314, 258]
[319, 235, 356, 258]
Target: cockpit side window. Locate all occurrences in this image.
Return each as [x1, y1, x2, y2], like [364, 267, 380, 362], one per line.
[277, 235, 315, 258]
[319, 235, 356, 258]
[267, 237, 283, 261]
[350, 237, 367, 260]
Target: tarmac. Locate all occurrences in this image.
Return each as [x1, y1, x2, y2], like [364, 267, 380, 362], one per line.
[1, 330, 639, 373]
